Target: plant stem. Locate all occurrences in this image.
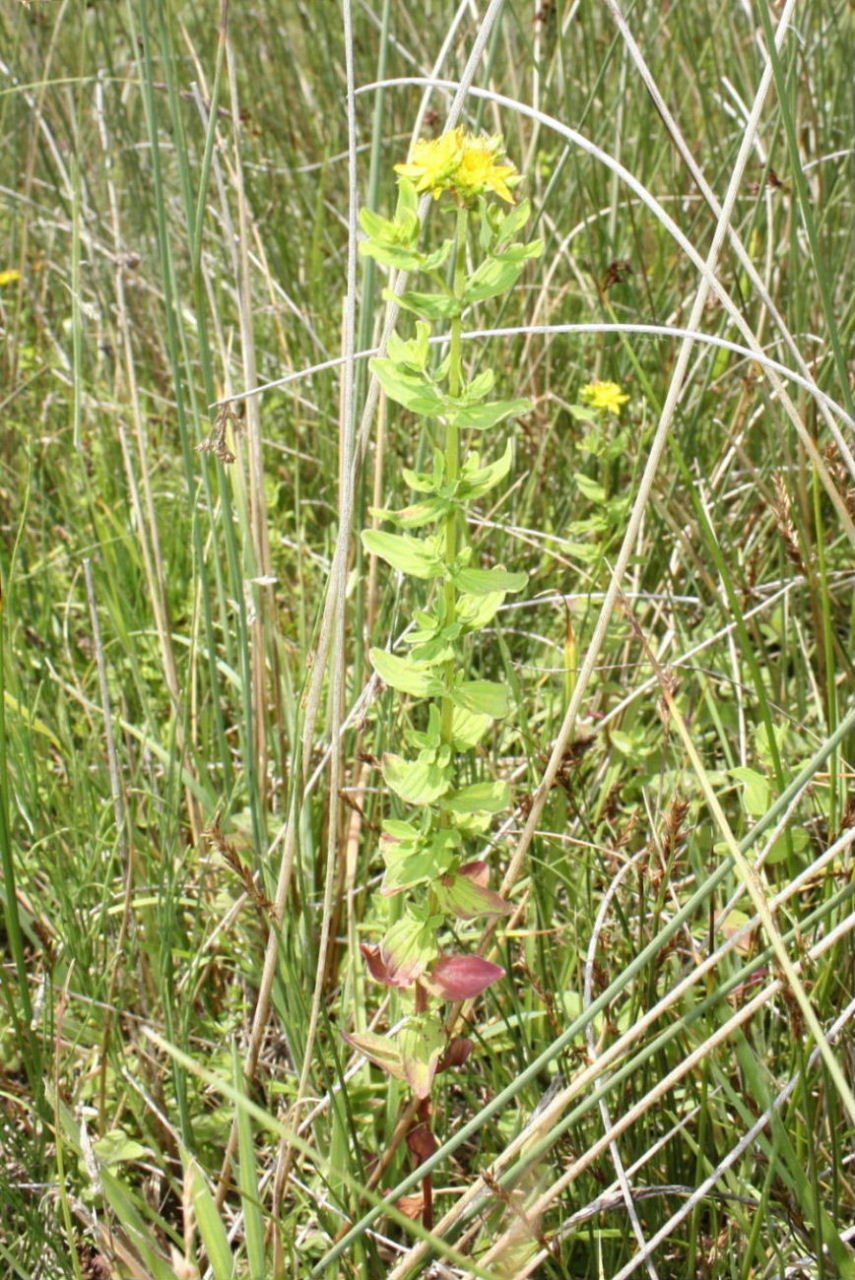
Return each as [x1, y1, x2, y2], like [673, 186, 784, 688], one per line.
[440, 207, 468, 747]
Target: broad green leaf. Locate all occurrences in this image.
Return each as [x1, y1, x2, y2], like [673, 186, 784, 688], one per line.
[359, 240, 428, 272]
[405, 703, 444, 749]
[421, 240, 454, 271]
[465, 368, 496, 400]
[462, 241, 543, 304]
[399, 1015, 445, 1099]
[383, 752, 452, 804]
[731, 766, 771, 817]
[452, 706, 494, 748]
[402, 463, 442, 494]
[446, 397, 532, 431]
[434, 872, 513, 920]
[369, 497, 448, 529]
[344, 1030, 407, 1083]
[369, 356, 445, 415]
[382, 817, 421, 844]
[442, 779, 511, 815]
[576, 473, 607, 503]
[93, 1130, 150, 1166]
[381, 851, 438, 895]
[767, 826, 810, 865]
[456, 590, 506, 630]
[408, 631, 457, 665]
[461, 440, 514, 498]
[454, 566, 528, 595]
[387, 321, 431, 371]
[361, 529, 442, 579]
[394, 177, 420, 227]
[370, 648, 441, 697]
[387, 288, 463, 321]
[359, 206, 397, 241]
[381, 914, 438, 986]
[381, 828, 459, 895]
[451, 679, 510, 719]
[493, 198, 533, 249]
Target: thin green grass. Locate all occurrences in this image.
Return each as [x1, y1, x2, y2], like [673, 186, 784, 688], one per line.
[1, 0, 854, 1277]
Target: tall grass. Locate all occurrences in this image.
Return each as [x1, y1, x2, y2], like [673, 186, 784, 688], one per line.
[1, 1, 853, 1277]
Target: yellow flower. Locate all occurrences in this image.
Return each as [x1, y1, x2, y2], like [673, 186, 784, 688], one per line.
[580, 381, 630, 415]
[0, 269, 21, 286]
[452, 134, 517, 204]
[394, 127, 517, 204]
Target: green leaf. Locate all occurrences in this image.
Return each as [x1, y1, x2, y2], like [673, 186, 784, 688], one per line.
[344, 1030, 407, 1083]
[186, 1154, 234, 1280]
[731, 766, 771, 817]
[370, 497, 449, 529]
[370, 648, 442, 697]
[451, 680, 510, 719]
[369, 356, 445, 415]
[462, 241, 543, 304]
[576, 473, 607, 503]
[408, 629, 458, 665]
[451, 707, 494, 748]
[399, 1015, 445, 1099]
[394, 177, 420, 228]
[387, 321, 432, 372]
[383, 752, 453, 804]
[442, 780, 511, 815]
[402, 460, 443, 494]
[434, 871, 513, 920]
[381, 827, 459, 895]
[460, 440, 514, 498]
[232, 1048, 266, 1280]
[454, 566, 528, 595]
[359, 240, 428, 272]
[361, 529, 442, 579]
[446, 397, 532, 431]
[493, 198, 533, 249]
[93, 1129, 150, 1166]
[421, 240, 454, 272]
[386, 288, 463, 320]
[380, 913, 439, 986]
[465, 368, 496, 400]
[456, 590, 506, 630]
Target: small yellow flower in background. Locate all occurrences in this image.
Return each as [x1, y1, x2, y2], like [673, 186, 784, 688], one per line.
[0, 269, 21, 286]
[394, 127, 517, 205]
[580, 381, 630, 415]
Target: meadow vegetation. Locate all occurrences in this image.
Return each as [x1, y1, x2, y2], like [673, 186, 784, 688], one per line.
[1, 1, 854, 1277]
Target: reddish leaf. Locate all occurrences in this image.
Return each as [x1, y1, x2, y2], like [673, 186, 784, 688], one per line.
[396, 1194, 426, 1221]
[429, 954, 505, 1000]
[438, 1037, 474, 1072]
[361, 943, 395, 985]
[407, 1120, 439, 1161]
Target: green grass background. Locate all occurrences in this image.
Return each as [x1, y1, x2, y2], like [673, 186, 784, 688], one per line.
[1, 1, 854, 1277]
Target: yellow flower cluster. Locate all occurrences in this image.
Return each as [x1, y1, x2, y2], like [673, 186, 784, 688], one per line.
[394, 127, 517, 205]
[580, 381, 630, 415]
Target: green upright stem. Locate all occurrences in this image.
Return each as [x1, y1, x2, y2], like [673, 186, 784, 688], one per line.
[440, 207, 468, 747]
